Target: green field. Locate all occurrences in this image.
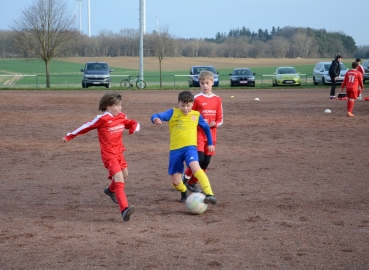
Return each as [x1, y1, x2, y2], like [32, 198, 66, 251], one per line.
[0, 58, 357, 90]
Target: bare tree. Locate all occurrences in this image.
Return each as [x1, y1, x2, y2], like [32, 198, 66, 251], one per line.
[151, 25, 177, 87]
[11, 0, 79, 88]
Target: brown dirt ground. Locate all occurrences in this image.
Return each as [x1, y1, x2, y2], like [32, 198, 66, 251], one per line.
[0, 88, 368, 269]
[62, 56, 345, 71]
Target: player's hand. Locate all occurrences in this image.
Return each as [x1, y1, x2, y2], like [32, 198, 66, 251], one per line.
[62, 137, 68, 143]
[153, 118, 162, 125]
[208, 145, 215, 152]
[209, 120, 216, 127]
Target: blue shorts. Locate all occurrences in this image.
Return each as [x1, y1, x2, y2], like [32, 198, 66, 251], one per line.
[168, 146, 198, 175]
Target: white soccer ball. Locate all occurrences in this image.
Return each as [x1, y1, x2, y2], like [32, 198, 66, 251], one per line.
[186, 193, 208, 215]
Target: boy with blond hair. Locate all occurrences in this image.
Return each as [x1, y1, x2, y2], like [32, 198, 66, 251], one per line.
[182, 71, 223, 195]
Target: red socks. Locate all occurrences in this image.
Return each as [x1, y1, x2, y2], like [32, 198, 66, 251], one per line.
[114, 182, 128, 212]
[347, 100, 354, 113]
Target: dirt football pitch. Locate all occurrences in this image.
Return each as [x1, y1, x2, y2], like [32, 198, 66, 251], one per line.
[0, 88, 368, 269]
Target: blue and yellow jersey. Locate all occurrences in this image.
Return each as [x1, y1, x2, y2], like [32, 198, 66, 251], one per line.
[151, 108, 213, 150]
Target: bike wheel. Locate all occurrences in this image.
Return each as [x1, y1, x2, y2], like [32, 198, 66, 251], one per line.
[120, 79, 131, 90]
[136, 80, 146, 89]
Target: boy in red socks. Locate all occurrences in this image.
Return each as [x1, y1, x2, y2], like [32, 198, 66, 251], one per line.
[341, 62, 364, 117]
[182, 70, 223, 194]
[62, 92, 140, 221]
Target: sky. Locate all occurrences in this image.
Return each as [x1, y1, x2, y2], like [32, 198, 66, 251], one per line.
[1, 0, 368, 46]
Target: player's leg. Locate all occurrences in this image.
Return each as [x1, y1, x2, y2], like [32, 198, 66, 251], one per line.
[186, 147, 217, 204]
[188, 141, 215, 189]
[189, 162, 217, 204]
[346, 90, 357, 116]
[187, 152, 211, 192]
[104, 156, 134, 221]
[169, 149, 188, 202]
[113, 170, 135, 221]
[182, 138, 206, 187]
[104, 167, 128, 204]
[330, 76, 337, 99]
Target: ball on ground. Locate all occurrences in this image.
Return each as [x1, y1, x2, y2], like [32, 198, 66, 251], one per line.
[186, 193, 208, 214]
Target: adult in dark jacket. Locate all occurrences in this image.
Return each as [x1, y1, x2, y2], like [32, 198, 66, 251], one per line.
[328, 55, 342, 99]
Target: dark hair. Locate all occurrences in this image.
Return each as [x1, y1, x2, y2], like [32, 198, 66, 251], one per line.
[356, 58, 361, 62]
[335, 55, 342, 60]
[99, 92, 122, 111]
[178, 91, 194, 104]
[352, 62, 359, 69]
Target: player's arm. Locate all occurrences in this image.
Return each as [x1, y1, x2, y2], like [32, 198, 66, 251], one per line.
[358, 73, 364, 89]
[62, 115, 102, 142]
[151, 108, 174, 125]
[198, 115, 213, 146]
[214, 99, 224, 128]
[124, 118, 140, 134]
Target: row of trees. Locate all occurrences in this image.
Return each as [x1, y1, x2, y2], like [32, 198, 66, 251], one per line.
[3, 26, 368, 60]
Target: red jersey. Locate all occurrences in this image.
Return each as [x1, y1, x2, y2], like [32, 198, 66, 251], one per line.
[64, 112, 139, 163]
[192, 92, 223, 142]
[341, 69, 363, 91]
[357, 65, 365, 77]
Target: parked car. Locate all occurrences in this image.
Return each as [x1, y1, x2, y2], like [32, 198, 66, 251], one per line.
[229, 68, 256, 87]
[361, 59, 369, 83]
[188, 66, 219, 87]
[81, 62, 113, 88]
[313, 62, 347, 85]
[272, 67, 300, 86]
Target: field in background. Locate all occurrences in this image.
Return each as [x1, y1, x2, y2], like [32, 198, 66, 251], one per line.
[0, 57, 359, 89]
[63, 56, 349, 71]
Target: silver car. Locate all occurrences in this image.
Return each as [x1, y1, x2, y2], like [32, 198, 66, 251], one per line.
[81, 62, 113, 88]
[313, 62, 347, 85]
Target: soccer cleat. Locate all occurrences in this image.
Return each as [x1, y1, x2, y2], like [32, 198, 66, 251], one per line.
[104, 187, 118, 204]
[347, 112, 354, 117]
[180, 190, 188, 202]
[204, 195, 218, 205]
[187, 183, 201, 193]
[122, 206, 135, 221]
[330, 96, 336, 99]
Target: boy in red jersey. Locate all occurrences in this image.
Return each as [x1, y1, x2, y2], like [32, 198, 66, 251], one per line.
[355, 58, 365, 99]
[341, 62, 364, 117]
[182, 70, 223, 194]
[62, 92, 140, 221]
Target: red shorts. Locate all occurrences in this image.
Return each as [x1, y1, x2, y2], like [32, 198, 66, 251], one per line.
[347, 89, 358, 99]
[103, 155, 127, 180]
[197, 139, 216, 156]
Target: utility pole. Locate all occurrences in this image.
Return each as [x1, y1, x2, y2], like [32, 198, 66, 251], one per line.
[139, 0, 144, 81]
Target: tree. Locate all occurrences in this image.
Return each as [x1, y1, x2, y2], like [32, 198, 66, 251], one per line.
[151, 25, 177, 87]
[11, 0, 79, 88]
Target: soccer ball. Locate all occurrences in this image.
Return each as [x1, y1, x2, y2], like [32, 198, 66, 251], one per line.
[186, 193, 208, 214]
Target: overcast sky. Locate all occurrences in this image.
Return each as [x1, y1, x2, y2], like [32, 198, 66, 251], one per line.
[1, 0, 368, 46]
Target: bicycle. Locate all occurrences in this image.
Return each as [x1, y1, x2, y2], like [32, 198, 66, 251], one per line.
[120, 75, 146, 90]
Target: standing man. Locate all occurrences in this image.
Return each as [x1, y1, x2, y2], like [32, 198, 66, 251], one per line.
[328, 55, 342, 99]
